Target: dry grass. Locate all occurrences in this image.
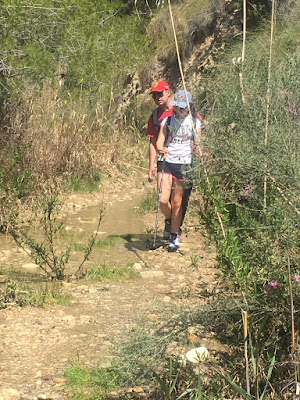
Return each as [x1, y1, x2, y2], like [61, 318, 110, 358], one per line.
[1, 84, 145, 186]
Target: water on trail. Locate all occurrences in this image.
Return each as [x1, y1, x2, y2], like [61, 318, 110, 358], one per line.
[0, 191, 150, 281]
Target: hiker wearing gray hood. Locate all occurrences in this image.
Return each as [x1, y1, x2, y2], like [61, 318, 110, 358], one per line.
[156, 90, 202, 252]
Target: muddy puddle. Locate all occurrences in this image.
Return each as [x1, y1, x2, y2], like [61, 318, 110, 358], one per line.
[0, 191, 151, 281]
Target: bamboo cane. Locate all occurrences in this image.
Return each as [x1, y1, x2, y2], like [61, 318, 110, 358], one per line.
[242, 310, 251, 396]
[263, 0, 276, 210]
[239, 0, 247, 104]
[287, 256, 299, 397]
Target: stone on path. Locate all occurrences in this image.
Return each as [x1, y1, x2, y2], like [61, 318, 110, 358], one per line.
[0, 388, 21, 400]
[21, 263, 39, 270]
[133, 262, 143, 271]
[140, 270, 164, 279]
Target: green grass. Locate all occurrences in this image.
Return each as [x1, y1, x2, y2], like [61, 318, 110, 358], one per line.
[139, 189, 158, 212]
[86, 262, 137, 282]
[72, 235, 124, 251]
[64, 362, 120, 400]
[66, 173, 101, 193]
[94, 236, 124, 248]
[0, 280, 72, 309]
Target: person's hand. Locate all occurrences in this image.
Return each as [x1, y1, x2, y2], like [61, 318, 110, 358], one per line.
[157, 146, 169, 155]
[148, 167, 155, 182]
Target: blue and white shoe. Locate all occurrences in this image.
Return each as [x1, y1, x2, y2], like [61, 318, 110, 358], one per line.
[177, 228, 182, 243]
[168, 232, 180, 252]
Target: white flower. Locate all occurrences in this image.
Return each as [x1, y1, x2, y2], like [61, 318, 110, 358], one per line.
[180, 346, 209, 366]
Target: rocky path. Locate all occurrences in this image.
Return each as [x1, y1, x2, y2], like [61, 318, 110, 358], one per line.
[0, 177, 218, 400]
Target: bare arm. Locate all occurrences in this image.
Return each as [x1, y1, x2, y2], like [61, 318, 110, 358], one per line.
[156, 124, 168, 154]
[148, 136, 157, 182]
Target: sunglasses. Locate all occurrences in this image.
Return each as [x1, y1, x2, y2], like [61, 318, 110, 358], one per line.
[152, 91, 164, 98]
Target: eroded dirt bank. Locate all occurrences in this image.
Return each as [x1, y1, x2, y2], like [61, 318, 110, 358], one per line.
[0, 175, 219, 400]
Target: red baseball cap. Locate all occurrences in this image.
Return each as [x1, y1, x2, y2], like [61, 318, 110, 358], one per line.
[150, 80, 170, 93]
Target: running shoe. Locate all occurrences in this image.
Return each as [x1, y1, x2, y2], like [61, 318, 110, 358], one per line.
[163, 218, 172, 240]
[168, 232, 180, 252]
[177, 228, 182, 243]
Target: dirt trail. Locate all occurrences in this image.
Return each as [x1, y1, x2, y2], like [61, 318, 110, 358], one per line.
[0, 176, 218, 400]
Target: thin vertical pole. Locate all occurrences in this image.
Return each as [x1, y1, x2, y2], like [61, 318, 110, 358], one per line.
[263, 0, 276, 210]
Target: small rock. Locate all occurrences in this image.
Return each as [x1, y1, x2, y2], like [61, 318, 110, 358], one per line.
[21, 263, 39, 270]
[0, 388, 21, 400]
[77, 285, 89, 291]
[140, 271, 164, 279]
[97, 284, 110, 291]
[0, 275, 8, 283]
[61, 281, 72, 288]
[35, 378, 42, 386]
[132, 263, 143, 271]
[35, 371, 42, 378]
[132, 386, 144, 393]
[61, 315, 76, 323]
[54, 377, 67, 384]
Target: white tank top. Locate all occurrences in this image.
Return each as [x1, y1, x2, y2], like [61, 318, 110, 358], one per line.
[161, 114, 201, 164]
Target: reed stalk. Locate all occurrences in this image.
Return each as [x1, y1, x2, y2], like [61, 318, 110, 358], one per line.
[242, 310, 250, 395]
[263, 0, 276, 210]
[239, 0, 247, 104]
[287, 256, 300, 397]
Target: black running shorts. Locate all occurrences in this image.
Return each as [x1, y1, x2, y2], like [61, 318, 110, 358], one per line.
[157, 161, 192, 182]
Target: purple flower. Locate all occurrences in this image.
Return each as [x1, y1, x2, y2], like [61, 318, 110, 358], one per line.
[265, 280, 279, 295]
[292, 274, 300, 283]
[288, 107, 298, 116]
[243, 184, 250, 197]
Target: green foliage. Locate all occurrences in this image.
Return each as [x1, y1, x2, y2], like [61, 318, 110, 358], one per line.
[153, 358, 179, 400]
[193, 7, 300, 395]
[8, 192, 103, 280]
[139, 188, 158, 212]
[64, 362, 120, 400]
[86, 262, 136, 282]
[0, 279, 71, 308]
[66, 173, 101, 193]
[0, 149, 34, 199]
[196, 14, 300, 291]
[0, 0, 151, 101]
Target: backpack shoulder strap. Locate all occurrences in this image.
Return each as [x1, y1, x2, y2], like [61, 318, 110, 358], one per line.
[166, 115, 172, 137]
[152, 107, 159, 127]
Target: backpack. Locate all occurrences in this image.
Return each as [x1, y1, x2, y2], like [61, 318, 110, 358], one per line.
[165, 115, 198, 142]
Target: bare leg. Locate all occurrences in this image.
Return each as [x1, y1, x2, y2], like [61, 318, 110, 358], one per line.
[158, 172, 172, 219]
[170, 179, 185, 233]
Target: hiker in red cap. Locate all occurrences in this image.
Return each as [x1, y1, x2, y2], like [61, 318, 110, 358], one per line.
[146, 80, 173, 182]
[146, 80, 174, 240]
